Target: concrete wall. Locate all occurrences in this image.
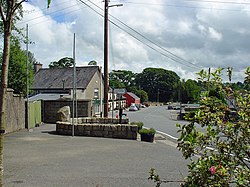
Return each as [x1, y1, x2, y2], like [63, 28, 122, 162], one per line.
[56, 122, 137, 140]
[5, 90, 25, 133]
[42, 100, 91, 123]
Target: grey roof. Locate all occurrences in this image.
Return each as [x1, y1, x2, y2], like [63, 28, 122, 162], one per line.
[28, 93, 69, 102]
[113, 88, 127, 94]
[126, 92, 140, 100]
[32, 66, 100, 90]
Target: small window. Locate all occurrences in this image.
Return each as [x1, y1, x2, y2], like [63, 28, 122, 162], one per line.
[94, 88, 99, 98]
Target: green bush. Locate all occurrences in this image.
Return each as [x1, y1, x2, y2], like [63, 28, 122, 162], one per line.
[130, 121, 144, 131]
[149, 67, 250, 186]
[139, 128, 156, 135]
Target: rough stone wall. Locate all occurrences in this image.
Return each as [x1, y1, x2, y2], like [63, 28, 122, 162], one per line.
[56, 122, 137, 140]
[42, 100, 91, 123]
[5, 90, 25, 133]
[77, 117, 129, 124]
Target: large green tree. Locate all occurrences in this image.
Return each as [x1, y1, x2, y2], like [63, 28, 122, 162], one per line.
[7, 38, 34, 94]
[109, 70, 136, 89]
[180, 79, 201, 103]
[127, 86, 148, 103]
[136, 68, 180, 102]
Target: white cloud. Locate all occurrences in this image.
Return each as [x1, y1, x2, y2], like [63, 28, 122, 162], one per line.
[208, 27, 222, 41]
[10, 0, 249, 83]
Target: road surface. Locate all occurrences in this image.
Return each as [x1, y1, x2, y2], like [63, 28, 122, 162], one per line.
[125, 106, 187, 140]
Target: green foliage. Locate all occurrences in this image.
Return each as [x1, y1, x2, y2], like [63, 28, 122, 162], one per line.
[128, 86, 148, 103]
[0, 38, 34, 95]
[109, 79, 125, 89]
[177, 67, 250, 186]
[88, 60, 97, 65]
[130, 121, 144, 131]
[180, 79, 201, 103]
[109, 70, 135, 88]
[136, 67, 180, 102]
[148, 168, 162, 187]
[244, 66, 250, 90]
[49, 57, 74, 68]
[139, 128, 156, 135]
[0, 1, 24, 37]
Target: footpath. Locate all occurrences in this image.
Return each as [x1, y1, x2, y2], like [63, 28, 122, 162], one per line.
[4, 123, 188, 187]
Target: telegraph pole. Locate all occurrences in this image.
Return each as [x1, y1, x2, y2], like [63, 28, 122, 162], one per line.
[26, 24, 29, 129]
[103, 1, 123, 118]
[104, 0, 109, 118]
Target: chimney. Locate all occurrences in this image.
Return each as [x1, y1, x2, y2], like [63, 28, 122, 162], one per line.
[34, 63, 43, 72]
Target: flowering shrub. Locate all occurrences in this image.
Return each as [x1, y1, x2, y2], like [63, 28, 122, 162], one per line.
[149, 67, 249, 186]
[177, 67, 250, 186]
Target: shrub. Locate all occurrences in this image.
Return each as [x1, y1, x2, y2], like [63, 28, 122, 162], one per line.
[130, 121, 144, 131]
[149, 67, 250, 186]
[139, 128, 156, 135]
[177, 67, 250, 186]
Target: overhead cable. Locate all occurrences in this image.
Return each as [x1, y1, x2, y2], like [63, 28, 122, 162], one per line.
[82, 0, 201, 69]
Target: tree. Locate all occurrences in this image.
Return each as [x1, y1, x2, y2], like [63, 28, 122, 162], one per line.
[0, 1, 52, 185]
[176, 68, 250, 186]
[243, 67, 250, 90]
[127, 86, 148, 103]
[136, 68, 180, 102]
[7, 38, 34, 94]
[109, 70, 136, 88]
[88, 60, 97, 65]
[109, 79, 125, 89]
[180, 79, 201, 103]
[149, 67, 250, 186]
[48, 57, 74, 68]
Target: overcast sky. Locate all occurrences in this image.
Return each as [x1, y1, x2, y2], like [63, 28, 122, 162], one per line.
[15, 0, 250, 82]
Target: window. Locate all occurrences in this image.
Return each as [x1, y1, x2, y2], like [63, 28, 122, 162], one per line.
[94, 88, 99, 98]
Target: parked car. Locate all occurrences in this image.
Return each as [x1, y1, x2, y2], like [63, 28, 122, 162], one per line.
[135, 104, 141, 110]
[129, 105, 138, 111]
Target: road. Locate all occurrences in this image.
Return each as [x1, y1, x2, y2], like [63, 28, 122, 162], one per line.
[124, 106, 187, 141]
[4, 123, 189, 187]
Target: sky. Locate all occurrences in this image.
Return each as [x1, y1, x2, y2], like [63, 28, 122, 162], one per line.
[14, 0, 250, 82]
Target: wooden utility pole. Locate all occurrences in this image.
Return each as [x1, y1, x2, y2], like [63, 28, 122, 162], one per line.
[104, 0, 109, 117]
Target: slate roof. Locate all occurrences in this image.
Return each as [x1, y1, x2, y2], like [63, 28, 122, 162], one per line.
[32, 66, 100, 90]
[28, 93, 69, 102]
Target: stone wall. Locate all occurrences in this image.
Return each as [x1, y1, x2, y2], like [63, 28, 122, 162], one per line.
[5, 89, 25, 133]
[42, 100, 91, 123]
[56, 122, 137, 140]
[77, 117, 129, 124]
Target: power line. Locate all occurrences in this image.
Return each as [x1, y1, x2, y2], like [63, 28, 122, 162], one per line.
[27, 8, 82, 27]
[25, 0, 73, 14]
[114, 0, 250, 6]
[107, 12, 200, 68]
[113, 1, 250, 12]
[20, 1, 103, 26]
[77, 0, 200, 69]
[18, 3, 81, 25]
[182, 0, 250, 5]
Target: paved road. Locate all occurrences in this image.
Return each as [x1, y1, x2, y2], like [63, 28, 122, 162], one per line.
[125, 106, 187, 140]
[4, 123, 188, 187]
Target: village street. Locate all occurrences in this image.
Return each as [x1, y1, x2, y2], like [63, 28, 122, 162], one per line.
[3, 106, 189, 187]
[125, 105, 187, 141]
